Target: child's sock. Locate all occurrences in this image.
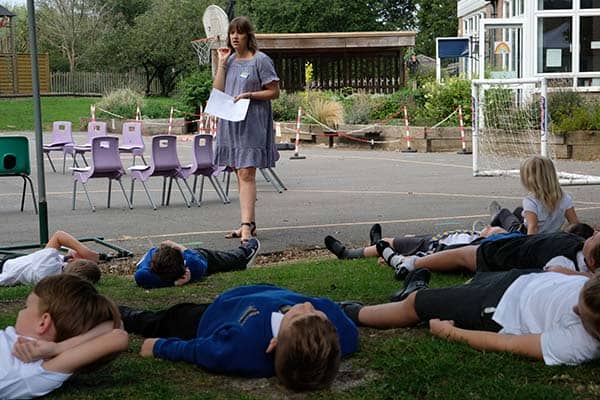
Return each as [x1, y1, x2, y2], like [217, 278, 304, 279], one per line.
[344, 248, 365, 259]
[381, 247, 417, 271]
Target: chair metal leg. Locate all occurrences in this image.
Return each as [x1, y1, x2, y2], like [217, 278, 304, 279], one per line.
[45, 152, 57, 172]
[199, 176, 205, 204]
[80, 153, 88, 167]
[23, 176, 38, 214]
[81, 182, 96, 212]
[173, 178, 191, 207]
[129, 179, 135, 205]
[182, 178, 195, 204]
[140, 155, 147, 165]
[261, 169, 283, 193]
[268, 167, 287, 191]
[140, 180, 157, 210]
[162, 177, 169, 206]
[225, 170, 231, 196]
[192, 175, 198, 194]
[72, 181, 77, 210]
[132, 155, 137, 166]
[20, 178, 26, 212]
[107, 179, 112, 208]
[117, 179, 133, 209]
[62, 152, 68, 174]
[259, 168, 271, 182]
[209, 175, 230, 204]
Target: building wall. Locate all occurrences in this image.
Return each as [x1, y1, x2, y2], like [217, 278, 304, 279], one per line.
[457, 0, 600, 90]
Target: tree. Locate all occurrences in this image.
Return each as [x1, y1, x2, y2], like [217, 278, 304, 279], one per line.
[415, 0, 458, 57]
[235, 0, 383, 33]
[35, 0, 109, 71]
[125, 0, 207, 95]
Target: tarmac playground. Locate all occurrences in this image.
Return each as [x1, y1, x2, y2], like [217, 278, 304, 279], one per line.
[1, 130, 599, 260]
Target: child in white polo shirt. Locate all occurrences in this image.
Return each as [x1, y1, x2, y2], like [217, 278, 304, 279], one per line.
[0, 230, 103, 286]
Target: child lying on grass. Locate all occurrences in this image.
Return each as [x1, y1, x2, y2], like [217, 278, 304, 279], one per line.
[1, 274, 128, 399]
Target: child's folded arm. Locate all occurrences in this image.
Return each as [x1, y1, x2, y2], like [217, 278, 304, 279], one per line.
[13, 321, 128, 374]
[429, 318, 543, 360]
[42, 328, 128, 373]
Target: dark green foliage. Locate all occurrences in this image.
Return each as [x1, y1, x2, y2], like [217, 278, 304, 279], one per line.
[176, 69, 214, 115]
[421, 77, 471, 126]
[343, 92, 374, 125]
[272, 90, 302, 122]
[370, 89, 415, 121]
[547, 90, 600, 133]
[416, 0, 458, 57]
[142, 97, 176, 119]
[97, 88, 145, 119]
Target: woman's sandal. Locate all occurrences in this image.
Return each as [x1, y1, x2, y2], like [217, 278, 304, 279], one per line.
[225, 222, 257, 240]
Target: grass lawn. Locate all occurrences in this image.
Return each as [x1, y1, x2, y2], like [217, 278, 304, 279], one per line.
[0, 97, 174, 131]
[1, 258, 598, 399]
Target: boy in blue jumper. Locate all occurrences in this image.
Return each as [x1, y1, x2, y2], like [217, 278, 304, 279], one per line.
[119, 284, 359, 391]
[134, 238, 260, 289]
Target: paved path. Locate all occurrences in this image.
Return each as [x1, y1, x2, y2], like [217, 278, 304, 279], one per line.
[2, 131, 599, 257]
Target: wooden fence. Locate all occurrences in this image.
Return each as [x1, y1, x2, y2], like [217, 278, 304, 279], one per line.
[50, 71, 160, 96]
[0, 53, 50, 95]
[270, 50, 405, 93]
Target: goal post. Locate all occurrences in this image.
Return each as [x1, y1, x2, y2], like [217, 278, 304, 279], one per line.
[472, 78, 548, 177]
[471, 78, 600, 186]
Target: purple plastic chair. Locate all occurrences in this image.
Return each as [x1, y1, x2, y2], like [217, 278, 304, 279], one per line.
[180, 134, 229, 206]
[118, 122, 147, 166]
[67, 121, 108, 167]
[43, 121, 75, 174]
[128, 135, 194, 210]
[72, 136, 132, 212]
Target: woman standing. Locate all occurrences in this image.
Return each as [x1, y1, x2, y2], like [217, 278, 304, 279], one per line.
[214, 16, 280, 243]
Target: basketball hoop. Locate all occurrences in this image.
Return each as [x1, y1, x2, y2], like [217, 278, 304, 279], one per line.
[190, 5, 229, 67]
[191, 37, 215, 65]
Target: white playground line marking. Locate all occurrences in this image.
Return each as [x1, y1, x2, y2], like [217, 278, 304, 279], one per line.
[310, 154, 473, 169]
[1, 188, 599, 207]
[108, 207, 600, 242]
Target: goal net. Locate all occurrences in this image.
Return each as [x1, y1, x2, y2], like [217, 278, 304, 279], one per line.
[471, 78, 600, 186]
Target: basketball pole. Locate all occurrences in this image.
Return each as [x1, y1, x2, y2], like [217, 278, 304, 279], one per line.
[27, 0, 49, 245]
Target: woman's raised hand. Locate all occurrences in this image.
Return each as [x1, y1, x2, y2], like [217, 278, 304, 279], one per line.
[217, 47, 231, 63]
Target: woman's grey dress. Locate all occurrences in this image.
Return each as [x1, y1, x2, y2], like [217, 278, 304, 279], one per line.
[214, 51, 279, 169]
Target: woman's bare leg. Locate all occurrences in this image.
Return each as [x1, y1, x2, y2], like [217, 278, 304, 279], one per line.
[237, 167, 257, 241]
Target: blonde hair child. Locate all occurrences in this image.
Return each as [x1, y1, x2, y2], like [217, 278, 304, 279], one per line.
[519, 156, 579, 234]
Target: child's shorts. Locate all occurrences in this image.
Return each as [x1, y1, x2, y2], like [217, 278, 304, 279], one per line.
[414, 269, 542, 331]
[392, 235, 433, 255]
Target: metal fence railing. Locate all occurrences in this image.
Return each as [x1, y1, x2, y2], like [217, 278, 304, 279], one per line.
[50, 71, 161, 95]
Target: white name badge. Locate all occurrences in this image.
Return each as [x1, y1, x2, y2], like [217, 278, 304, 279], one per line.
[240, 71, 249, 79]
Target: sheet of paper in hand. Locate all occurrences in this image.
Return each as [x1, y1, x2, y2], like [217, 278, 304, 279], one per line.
[205, 89, 250, 122]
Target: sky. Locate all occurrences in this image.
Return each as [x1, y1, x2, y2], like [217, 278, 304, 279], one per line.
[1, 0, 26, 8]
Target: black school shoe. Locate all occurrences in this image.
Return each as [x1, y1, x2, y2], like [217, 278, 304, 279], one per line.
[337, 301, 364, 326]
[369, 223, 382, 245]
[325, 235, 347, 259]
[389, 268, 431, 302]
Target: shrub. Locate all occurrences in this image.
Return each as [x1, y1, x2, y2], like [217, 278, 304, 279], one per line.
[176, 68, 213, 114]
[421, 77, 471, 126]
[97, 88, 144, 119]
[343, 92, 372, 124]
[548, 90, 584, 133]
[272, 90, 302, 121]
[142, 97, 174, 119]
[302, 91, 343, 128]
[370, 89, 414, 121]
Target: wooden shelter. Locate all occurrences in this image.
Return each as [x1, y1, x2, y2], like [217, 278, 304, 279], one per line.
[256, 31, 416, 93]
[0, 5, 50, 96]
